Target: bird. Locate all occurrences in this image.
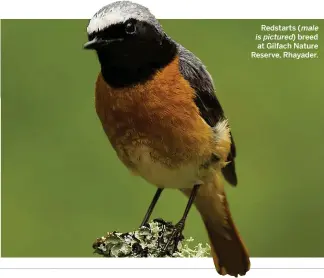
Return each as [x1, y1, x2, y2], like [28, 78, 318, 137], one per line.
[84, 1, 250, 276]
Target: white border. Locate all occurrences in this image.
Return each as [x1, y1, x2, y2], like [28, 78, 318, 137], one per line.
[0, 0, 323, 19]
[0, 258, 324, 269]
[0, 259, 323, 278]
[0, 19, 2, 259]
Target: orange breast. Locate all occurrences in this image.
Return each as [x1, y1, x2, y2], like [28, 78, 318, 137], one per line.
[95, 56, 213, 168]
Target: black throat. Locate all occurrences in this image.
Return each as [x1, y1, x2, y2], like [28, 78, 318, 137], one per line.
[96, 35, 178, 88]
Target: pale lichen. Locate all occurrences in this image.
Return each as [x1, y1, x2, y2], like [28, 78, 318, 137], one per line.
[93, 218, 210, 258]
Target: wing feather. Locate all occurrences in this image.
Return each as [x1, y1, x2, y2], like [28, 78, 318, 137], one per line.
[177, 45, 238, 186]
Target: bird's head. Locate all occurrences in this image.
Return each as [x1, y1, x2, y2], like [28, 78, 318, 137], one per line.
[84, 1, 176, 72]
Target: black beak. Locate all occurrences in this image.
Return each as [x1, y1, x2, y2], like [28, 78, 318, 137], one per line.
[83, 37, 105, 50]
[83, 37, 123, 50]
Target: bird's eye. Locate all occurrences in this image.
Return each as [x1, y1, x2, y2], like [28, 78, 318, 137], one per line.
[125, 22, 136, 34]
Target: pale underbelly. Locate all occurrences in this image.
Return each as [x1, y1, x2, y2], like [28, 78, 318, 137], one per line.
[124, 145, 210, 189]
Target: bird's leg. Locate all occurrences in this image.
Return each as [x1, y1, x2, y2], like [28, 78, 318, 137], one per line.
[139, 188, 164, 228]
[161, 184, 201, 254]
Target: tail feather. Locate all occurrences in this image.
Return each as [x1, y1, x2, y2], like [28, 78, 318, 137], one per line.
[182, 181, 250, 277]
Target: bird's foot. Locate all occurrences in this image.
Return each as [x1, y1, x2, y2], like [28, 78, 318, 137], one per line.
[159, 220, 185, 256]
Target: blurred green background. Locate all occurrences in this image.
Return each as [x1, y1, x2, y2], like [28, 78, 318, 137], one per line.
[1, 19, 324, 257]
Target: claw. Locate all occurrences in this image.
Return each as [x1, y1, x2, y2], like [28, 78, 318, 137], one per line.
[161, 220, 185, 254]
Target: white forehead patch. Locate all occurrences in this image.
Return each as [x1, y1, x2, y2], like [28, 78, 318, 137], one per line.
[87, 12, 131, 34]
[86, 1, 161, 34]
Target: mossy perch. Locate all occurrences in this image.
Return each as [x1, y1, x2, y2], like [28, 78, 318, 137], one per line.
[93, 218, 211, 258]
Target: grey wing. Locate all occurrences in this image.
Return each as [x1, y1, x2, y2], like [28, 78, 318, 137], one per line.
[177, 44, 238, 186]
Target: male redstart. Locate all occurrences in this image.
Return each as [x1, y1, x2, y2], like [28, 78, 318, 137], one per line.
[84, 1, 250, 276]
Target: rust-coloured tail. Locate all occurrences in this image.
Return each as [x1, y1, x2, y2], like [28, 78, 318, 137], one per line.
[182, 181, 250, 277]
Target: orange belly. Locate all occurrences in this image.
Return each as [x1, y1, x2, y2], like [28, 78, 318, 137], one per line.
[95, 56, 214, 172]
